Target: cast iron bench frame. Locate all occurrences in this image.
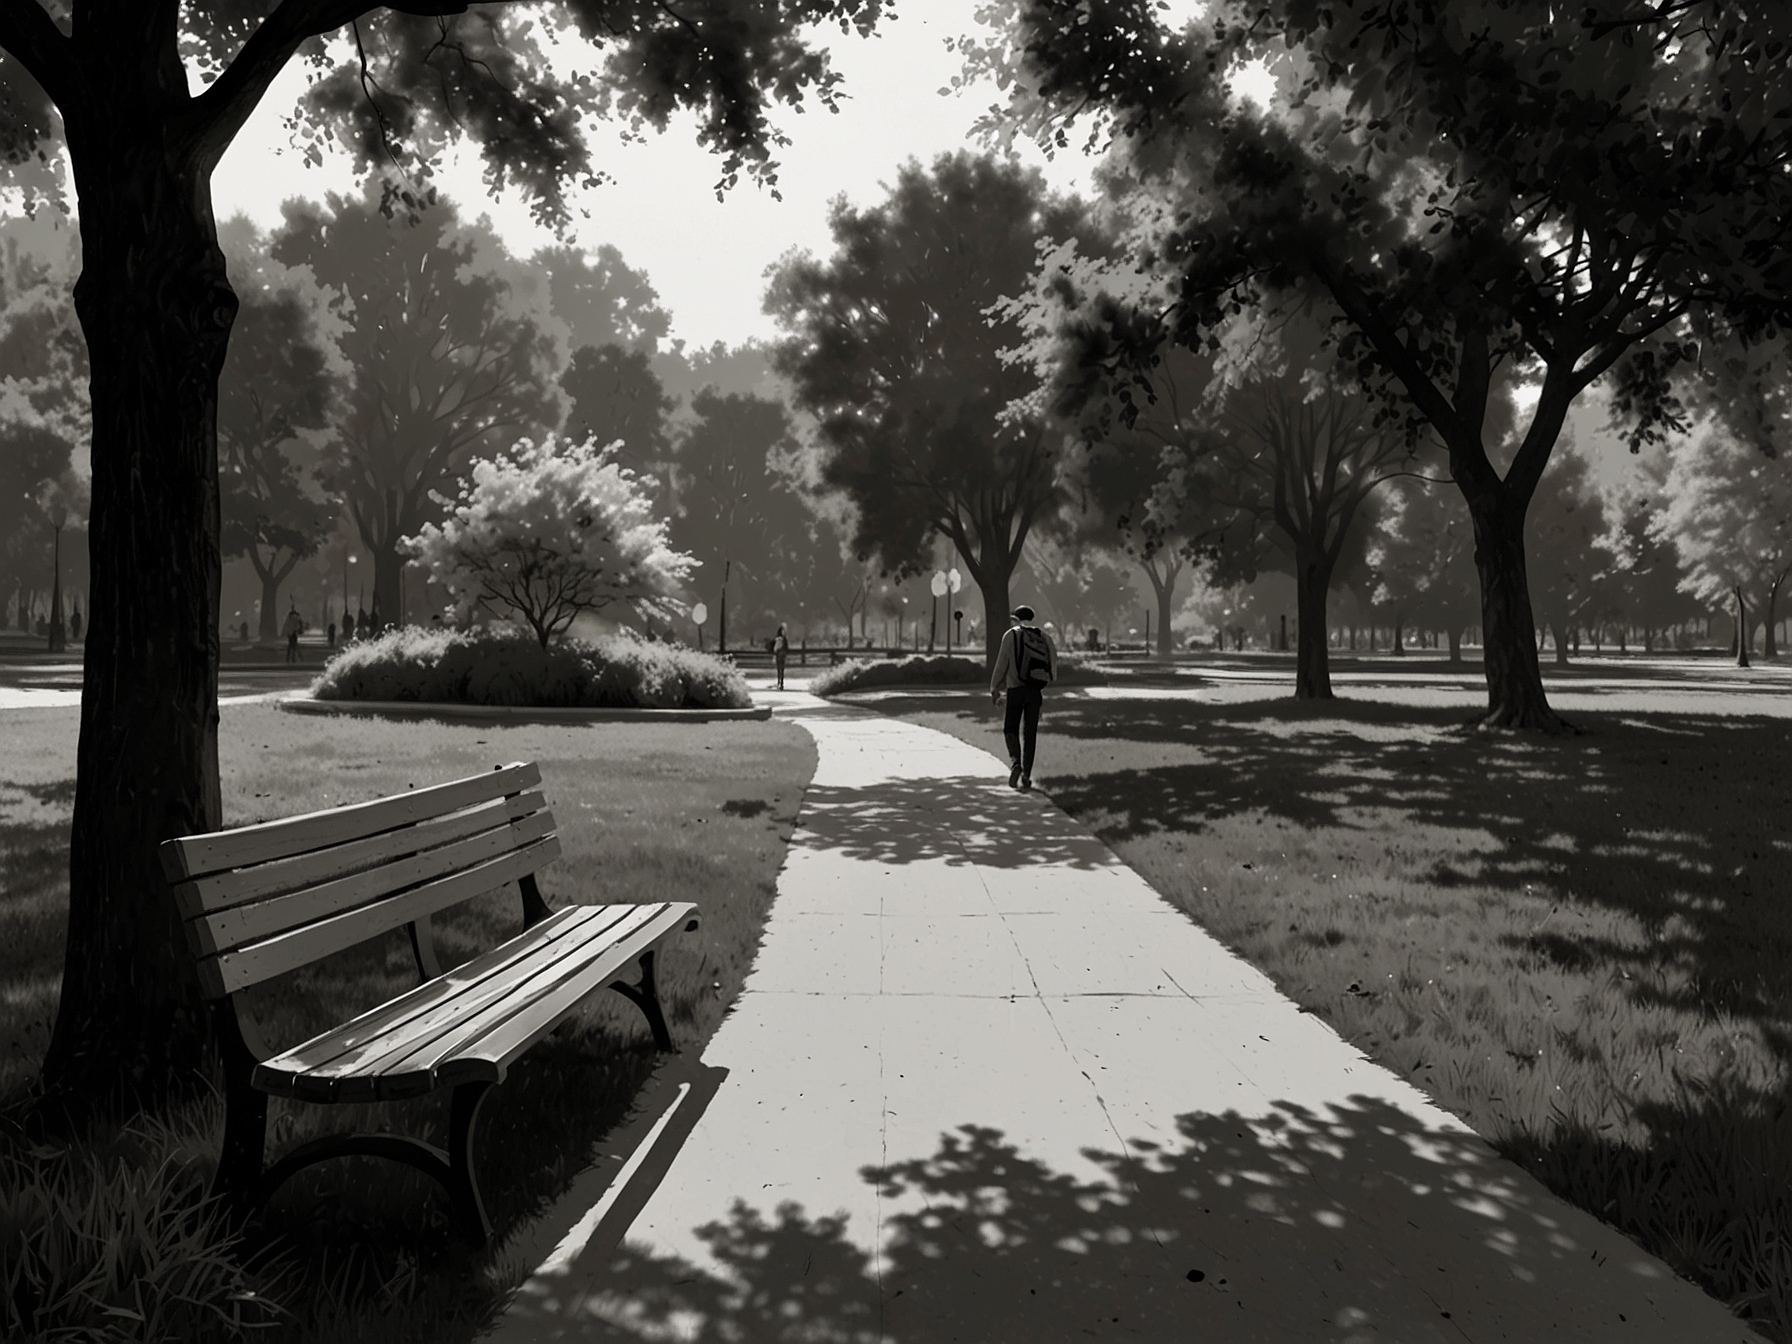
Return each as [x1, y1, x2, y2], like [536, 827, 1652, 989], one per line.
[160, 760, 699, 1244]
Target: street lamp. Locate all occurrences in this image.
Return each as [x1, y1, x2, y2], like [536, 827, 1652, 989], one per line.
[946, 566, 962, 653]
[929, 570, 947, 652]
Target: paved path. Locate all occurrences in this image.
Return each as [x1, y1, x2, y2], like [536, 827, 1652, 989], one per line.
[488, 694, 1746, 1342]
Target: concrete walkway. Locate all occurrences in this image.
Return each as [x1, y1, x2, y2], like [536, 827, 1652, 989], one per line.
[486, 695, 1748, 1343]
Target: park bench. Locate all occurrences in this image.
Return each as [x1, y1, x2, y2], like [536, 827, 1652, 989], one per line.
[159, 760, 699, 1245]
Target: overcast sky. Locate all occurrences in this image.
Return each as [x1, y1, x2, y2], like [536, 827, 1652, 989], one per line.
[211, 5, 1137, 351]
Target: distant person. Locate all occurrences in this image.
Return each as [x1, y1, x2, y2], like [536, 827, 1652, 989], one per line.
[239, 620, 250, 643]
[283, 603, 304, 663]
[69, 606, 82, 641]
[356, 605, 369, 640]
[773, 623, 790, 690]
[327, 620, 336, 648]
[989, 604, 1057, 792]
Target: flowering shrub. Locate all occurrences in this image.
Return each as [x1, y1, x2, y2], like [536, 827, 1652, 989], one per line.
[310, 626, 751, 709]
[402, 434, 696, 649]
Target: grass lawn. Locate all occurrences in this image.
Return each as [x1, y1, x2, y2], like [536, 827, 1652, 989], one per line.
[867, 686, 1792, 1342]
[0, 702, 816, 1343]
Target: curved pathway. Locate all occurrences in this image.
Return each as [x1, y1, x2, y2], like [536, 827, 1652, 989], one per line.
[487, 692, 1748, 1343]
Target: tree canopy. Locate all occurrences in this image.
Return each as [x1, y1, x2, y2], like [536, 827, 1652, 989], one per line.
[963, 0, 1792, 728]
[769, 149, 1093, 664]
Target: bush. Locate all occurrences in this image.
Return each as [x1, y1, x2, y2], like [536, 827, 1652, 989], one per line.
[309, 627, 752, 710]
[810, 651, 1106, 697]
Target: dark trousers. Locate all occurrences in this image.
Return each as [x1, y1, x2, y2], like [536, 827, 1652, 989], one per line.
[1002, 684, 1044, 776]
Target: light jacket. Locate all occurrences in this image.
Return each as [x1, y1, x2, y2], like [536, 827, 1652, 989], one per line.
[990, 624, 1056, 693]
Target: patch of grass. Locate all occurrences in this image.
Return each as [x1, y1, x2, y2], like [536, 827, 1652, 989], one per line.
[874, 691, 1792, 1341]
[0, 702, 816, 1343]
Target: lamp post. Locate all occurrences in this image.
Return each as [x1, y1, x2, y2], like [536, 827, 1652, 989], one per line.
[929, 570, 946, 651]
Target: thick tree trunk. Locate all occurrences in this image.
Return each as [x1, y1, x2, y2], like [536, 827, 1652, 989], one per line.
[42, 120, 232, 1113]
[1293, 551, 1335, 699]
[1551, 623, 1571, 666]
[1465, 493, 1567, 730]
[978, 567, 1013, 669]
[1391, 615, 1405, 655]
[1447, 627, 1463, 663]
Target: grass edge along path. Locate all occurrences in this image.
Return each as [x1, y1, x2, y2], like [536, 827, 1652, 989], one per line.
[866, 688, 1792, 1343]
[0, 702, 818, 1344]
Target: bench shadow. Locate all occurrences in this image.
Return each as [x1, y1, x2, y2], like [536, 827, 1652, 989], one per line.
[489, 1090, 1757, 1342]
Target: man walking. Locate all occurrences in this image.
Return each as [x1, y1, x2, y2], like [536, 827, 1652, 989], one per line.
[773, 624, 790, 690]
[990, 605, 1056, 791]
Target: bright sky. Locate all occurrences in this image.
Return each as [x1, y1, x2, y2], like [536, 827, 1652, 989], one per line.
[212, 2, 1221, 350]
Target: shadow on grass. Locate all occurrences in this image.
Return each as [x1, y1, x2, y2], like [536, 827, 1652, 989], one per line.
[501, 1092, 1756, 1342]
[874, 694, 1792, 1049]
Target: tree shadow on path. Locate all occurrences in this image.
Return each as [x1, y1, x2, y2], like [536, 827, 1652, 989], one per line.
[504, 1091, 1754, 1343]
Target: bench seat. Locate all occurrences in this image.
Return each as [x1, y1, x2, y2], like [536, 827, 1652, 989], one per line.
[260, 900, 698, 1104]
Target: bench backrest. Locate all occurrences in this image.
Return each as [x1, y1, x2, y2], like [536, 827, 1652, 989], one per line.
[160, 761, 560, 1000]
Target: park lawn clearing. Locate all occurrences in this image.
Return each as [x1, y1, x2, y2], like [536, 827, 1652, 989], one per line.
[0, 701, 816, 1344]
[869, 687, 1792, 1342]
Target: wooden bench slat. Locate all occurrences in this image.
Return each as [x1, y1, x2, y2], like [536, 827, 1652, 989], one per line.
[162, 761, 542, 882]
[188, 810, 557, 958]
[431, 905, 697, 1089]
[198, 835, 562, 997]
[257, 903, 639, 1093]
[362, 903, 689, 1090]
[173, 791, 548, 919]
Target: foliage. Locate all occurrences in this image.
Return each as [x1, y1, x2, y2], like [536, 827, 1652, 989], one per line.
[559, 343, 677, 477]
[1366, 477, 1480, 639]
[967, 0, 1792, 726]
[216, 216, 340, 640]
[666, 389, 818, 642]
[0, 1114, 289, 1343]
[768, 150, 1094, 663]
[270, 186, 565, 627]
[533, 242, 672, 356]
[311, 626, 751, 710]
[1652, 418, 1792, 647]
[403, 434, 694, 649]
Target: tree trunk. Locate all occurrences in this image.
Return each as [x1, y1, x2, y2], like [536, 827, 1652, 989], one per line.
[1447, 627, 1463, 663]
[250, 546, 300, 642]
[1735, 588, 1751, 668]
[1764, 581, 1782, 659]
[1466, 493, 1567, 730]
[42, 114, 232, 1114]
[1293, 550, 1335, 699]
[977, 567, 1013, 669]
[1391, 615, 1405, 655]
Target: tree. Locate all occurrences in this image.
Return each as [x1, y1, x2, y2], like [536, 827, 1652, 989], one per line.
[1652, 420, 1792, 666]
[967, 0, 1792, 730]
[216, 219, 339, 640]
[560, 342, 676, 477]
[272, 188, 563, 630]
[534, 241, 671, 356]
[1525, 449, 1612, 666]
[1366, 476, 1480, 661]
[664, 389, 810, 649]
[404, 434, 694, 649]
[769, 151, 1092, 666]
[0, 0, 890, 1116]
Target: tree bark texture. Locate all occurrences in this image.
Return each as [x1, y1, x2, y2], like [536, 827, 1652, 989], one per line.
[1466, 493, 1568, 731]
[1293, 552, 1335, 699]
[43, 98, 233, 1110]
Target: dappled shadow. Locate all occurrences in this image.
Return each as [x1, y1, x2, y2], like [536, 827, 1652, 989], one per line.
[791, 773, 1114, 871]
[871, 694, 1792, 1051]
[499, 1092, 1755, 1342]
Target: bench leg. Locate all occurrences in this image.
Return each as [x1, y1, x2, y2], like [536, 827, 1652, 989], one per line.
[253, 1083, 497, 1247]
[608, 949, 674, 1051]
[447, 1081, 496, 1245]
[213, 1068, 269, 1215]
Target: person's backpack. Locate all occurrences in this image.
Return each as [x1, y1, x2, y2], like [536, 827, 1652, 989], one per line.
[1016, 625, 1054, 686]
